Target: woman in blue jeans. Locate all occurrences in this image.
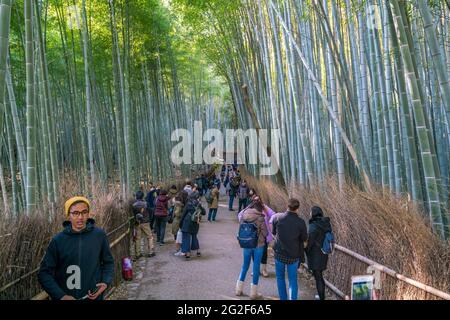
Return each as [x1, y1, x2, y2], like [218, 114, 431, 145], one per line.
[235, 200, 268, 299]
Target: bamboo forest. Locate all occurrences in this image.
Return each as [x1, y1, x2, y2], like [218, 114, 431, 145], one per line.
[0, 0, 449, 301]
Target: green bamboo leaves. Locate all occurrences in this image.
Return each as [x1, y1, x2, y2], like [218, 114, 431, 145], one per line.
[177, 0, 449, 238]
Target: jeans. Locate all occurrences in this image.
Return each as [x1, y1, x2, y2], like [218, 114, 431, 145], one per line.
[181, 232, 199, 253]
[155, 216, 168, 243]
[239, 246, 264, 285]
[275, 259, 299, 300]
[228, 195, 235, 210]
[208, 208, 218, 221]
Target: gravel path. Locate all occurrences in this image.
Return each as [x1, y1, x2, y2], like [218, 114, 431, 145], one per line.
[110, 196, 323, 300]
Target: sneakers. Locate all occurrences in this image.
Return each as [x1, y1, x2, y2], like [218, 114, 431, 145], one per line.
[133, 254, 143, 261]
[196, 251, 201, 257]
[147, 252, 156, 258]
[174, 251, 185, 256]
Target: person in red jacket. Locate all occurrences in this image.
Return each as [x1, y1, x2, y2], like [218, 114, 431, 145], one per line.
[154, 189, 170, 245]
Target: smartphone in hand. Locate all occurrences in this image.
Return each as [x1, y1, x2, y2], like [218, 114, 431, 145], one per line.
[79, 286, 100, 300]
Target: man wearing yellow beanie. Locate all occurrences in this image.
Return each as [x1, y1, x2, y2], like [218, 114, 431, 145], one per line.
[38, 196, 114, 300]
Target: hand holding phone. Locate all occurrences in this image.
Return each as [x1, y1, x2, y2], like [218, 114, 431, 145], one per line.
[85, 283, 107, 300]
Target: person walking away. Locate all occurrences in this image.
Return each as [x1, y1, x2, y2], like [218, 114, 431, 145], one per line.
[145, 183, 158, 231]
[207, 184, 220, 222]
[195, 175, 204, 196]
[271, 198, 307, 300]
[305, 206, 333, 300]
[132, 191, 155, 260]
[224, 173, 230, 191]
[154, 189, 170, 245]
[227, 176, 240, 211]
[38, 197, 114, 300]
[235, 200, 268, 300]
[238, 195, 275, 278]
[201, 174, 208, 195]
[179, 193, 206, 259]
[237, 180, 249, 212]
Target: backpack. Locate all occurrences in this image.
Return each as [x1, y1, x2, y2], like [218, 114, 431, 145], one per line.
[205, 189, 213, 204]
[191, 204, 205, 224]
[321, 231, 335, 255]
[167, 206, 174, 224]
[237, 221, 258, 248]
[231, 178, 240, 188]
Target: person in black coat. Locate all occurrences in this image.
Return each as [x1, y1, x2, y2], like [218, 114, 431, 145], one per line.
[305, 206, 332, 300]
[38, 197, 114, 300]
[179, 193, 206, 259]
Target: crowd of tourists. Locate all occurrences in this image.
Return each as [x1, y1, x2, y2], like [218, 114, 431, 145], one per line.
[37, 163, 333, 301]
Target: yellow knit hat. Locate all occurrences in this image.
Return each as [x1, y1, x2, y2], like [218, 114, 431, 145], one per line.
[64, 196, 91, 217]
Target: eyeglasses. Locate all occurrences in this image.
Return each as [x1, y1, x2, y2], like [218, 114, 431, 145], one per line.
[70, 209, 89, 217]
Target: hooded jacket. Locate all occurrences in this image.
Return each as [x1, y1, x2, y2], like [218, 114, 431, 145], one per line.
[168, 188, 178, 200]
[38, 219, 114, 300]
[180, 198, 205, 234]
[240, 208, 268, 248]
[171, 199, 185, 236]
[306, 216, 332, 271]
[154, 194, 170, 217]
[145, 188, 158, 209]
[208, 187, 219, 209]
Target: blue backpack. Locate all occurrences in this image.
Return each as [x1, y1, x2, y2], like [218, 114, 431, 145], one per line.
[237, 221, 258, 248]
[321, 231, 335, 255]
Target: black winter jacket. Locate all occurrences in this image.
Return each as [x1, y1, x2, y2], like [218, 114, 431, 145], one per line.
[306, 217, 332, 271]
[180, 200, 205, 234]
[38, 219, 114, 300]
[272, 211, 307, 262]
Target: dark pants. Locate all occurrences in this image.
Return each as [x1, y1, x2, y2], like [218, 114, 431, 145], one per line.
[312, 270, 326, 300]
[261, 242, 268, 264]
[238, 198, 247, 212]
[228, 195, 235, 210]
[155, 216, 168, 243]
[181, 232, 199, 253]
[148, 208, 155, 230]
